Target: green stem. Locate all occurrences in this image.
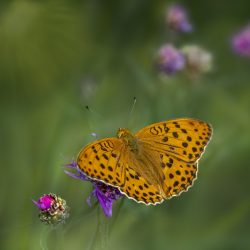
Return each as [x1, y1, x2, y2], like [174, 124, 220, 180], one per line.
[39, 227, 52, 250]
[110, 197, 125, 235]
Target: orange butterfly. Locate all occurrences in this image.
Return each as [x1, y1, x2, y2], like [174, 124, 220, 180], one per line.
[77, 118, 212, 205]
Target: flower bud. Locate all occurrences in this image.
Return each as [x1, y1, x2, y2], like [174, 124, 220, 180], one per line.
[33, 194, 69, 225]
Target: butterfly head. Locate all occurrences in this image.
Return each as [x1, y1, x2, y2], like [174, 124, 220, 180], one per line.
[117, 128, 138, 152]
[117, 128, 131, 138]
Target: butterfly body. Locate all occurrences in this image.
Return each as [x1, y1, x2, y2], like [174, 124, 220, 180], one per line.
[117, 128, 166, 193]
[77, 118, 212, 205]
[117, 128, 139, 153]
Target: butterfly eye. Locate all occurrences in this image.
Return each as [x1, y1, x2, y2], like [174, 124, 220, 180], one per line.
[117, 128, 124, 138]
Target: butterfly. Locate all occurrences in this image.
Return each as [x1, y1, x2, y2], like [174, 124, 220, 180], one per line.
[77, 118, 212, 205]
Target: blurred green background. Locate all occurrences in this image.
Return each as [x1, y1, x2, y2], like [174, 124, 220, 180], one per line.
[1, 0, 250, 249]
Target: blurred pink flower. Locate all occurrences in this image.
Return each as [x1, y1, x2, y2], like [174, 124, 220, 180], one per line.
[166, 4, 193, 33]
[232, 25, 250, 57]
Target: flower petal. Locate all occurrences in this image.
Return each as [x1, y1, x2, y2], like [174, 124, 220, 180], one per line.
[64, 170, 89, 181]
[95, 189, 113, 217]
[64, 161, 90, 181]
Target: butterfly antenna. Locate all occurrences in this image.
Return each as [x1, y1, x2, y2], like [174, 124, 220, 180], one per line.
[85, 105, 103, 119]
[127, 97, 137, 128]
[85, 105, 103, 139]
[129, 97, 137, 117]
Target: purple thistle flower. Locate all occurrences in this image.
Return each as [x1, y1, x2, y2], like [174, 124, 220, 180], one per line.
[156, 44, 185, 75]
[33, 194, 69, 225]
[232, 25, 250, 57]
[166, 4, 193, 33]
[65, 161, 122, 217]
[33, 194, 54, 210]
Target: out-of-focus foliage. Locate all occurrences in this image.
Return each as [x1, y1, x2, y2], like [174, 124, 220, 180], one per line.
[0, 1, 250, 250]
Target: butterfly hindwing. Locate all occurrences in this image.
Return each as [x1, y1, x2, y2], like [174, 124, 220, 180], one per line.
[119, 164, 164, 205]
[159, 152, 198, 198]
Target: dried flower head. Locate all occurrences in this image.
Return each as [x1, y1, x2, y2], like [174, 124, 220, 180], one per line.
[232, 25, 250, 57]
[166, 4, 193, 33]
[182, 45, 213, 78]
[33, 194, 69, 225]
[65, 161, 122, 217]
[156, 44, 185, 75]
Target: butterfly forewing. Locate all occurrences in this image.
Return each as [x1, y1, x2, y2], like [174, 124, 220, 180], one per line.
[136, 118, 212, 163]
[77, 138, 125, 187]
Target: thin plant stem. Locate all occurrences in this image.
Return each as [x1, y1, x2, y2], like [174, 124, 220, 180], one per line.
[87, 206, 102, 250]
[39, 227, 52, 250]
[109, 197, 125, 235]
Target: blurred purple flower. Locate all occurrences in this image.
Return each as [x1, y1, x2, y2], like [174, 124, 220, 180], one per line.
[33, 193, 69, 225]
[232, 25, 250, 57]
[166, 4, 193, 33]
[65, 161, 122, 217]
[156, 44, 185, 75]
